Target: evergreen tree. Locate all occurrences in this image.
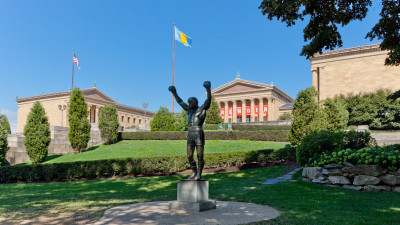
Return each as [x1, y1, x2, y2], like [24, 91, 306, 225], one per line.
[150, 107, 175, 131]
[205, 96, 222, 124]
[288, 87, 326, 146]
[68, 88, 91, 153]
[0, 114, 11, 166]
[323, 98, 346, 131]
[23, 101, 50, 164]
[98, 105, 119, 145]
[175, 110, 188, 131]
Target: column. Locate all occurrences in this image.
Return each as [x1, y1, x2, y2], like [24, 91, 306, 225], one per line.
[259, 98, 264, 122]
[241, 99, 246, 123]
[224, 101, 229, 123]
[250, 98, 255, 122]
[311, 68, 318, 90]
[268, 97, 274, 121]
[233, 100, 237, 123]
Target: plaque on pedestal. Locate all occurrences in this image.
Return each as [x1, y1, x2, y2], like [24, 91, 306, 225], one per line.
[169, 180, 216, 212]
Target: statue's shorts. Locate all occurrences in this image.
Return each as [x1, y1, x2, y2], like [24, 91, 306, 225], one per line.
[187, 126, 205, 146]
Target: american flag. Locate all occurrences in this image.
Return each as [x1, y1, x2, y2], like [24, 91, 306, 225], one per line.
[73, 53, 80, 69]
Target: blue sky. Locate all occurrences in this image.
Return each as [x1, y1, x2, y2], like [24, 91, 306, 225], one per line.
[0, 1, 382, 133]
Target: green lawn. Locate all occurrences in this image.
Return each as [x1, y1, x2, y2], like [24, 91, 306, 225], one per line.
[1, 166, 400, 224]
[43, 140, 289, 164]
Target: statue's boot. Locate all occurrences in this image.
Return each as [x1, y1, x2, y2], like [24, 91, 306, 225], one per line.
[188, 159, 197, 180]
[195, 160, 204, 180]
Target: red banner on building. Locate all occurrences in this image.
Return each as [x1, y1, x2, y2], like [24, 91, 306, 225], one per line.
[255, 105, 259, 114]
[228, 107, 233, 116]
[263, 105, 268, 114]
[220, 108, 225, 117]
[237, 107, 242, 116]
[246, 106, 251, 115]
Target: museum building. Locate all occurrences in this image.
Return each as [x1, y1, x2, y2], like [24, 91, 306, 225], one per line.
[15, 87, 154, 133]
[310, 43, 400, 102]
[211, 76, 294, 123]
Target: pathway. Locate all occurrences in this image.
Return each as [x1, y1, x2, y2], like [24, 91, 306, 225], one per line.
[262, 167, 303, 184]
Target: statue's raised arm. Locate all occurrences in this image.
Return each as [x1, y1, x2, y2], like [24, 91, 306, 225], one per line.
[168, 86, 189, 111]
[201, 81, 212, 111]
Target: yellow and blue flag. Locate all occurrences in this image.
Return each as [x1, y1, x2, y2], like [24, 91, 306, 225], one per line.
[174, 26, 192, 48]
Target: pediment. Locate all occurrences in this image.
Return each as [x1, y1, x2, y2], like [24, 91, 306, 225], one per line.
[212, 79, 271, 95]
[82, 88, 116, 104]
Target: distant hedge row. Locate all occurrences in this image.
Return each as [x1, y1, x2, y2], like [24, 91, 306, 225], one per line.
[203, 124, 219, 130]
[119, 130, 289, 142]
[0, 148, 295, 183]
[232, 124, 291, 131]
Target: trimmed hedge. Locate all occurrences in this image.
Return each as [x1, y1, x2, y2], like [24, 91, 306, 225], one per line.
[119, 130, 289, 142]
[0, 147, 295, 183]
[232, 124, 291, 131]
[203, 124, 219, 130]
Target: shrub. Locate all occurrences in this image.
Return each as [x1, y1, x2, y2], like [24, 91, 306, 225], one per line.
[288, 87, 327, 146]
[296, 130, 376, 166]
[205, 96, 222, 124]
[68, 88, 91, 152]
[323, 98, 346, 131]
[119, 130, 289, 142]
[23, 101, 51, 164]
[0, 149, 294, 183]
[150, 107, 175, 131]
[99, 105, 119, 145]
[0, 114, 11, 166]
[174, 110, 188, 131]
[232, 124, 291, 131]
[309, 145, 400, 171]
[278, 112, 292, 120]
[203, 124, 219, 130]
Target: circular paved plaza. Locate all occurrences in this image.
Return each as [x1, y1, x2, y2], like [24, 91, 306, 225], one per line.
[91, 201, 280, 225]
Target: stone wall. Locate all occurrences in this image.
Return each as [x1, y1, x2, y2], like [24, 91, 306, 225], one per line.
[5, 124, 102, 165]
[302, 164, 400, 192]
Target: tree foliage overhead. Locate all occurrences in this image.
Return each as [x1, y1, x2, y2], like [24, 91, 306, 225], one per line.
[205, 96, 222, 124]
[150, 107, 176, 131]
[68, 88, 91, 153]
[0, 114, 11, 166]
[23, 101, 51, 164]
[259, 0, 400, 66]
[98, 105, 119, 145]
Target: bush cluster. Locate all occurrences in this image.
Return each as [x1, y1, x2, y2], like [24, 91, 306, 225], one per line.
[296, 130, 375, 166]
[232, 124, 291, 131]
[120, 130, 289, 142]
[0, 148, 294, 183]
[309, 145, 400, 171]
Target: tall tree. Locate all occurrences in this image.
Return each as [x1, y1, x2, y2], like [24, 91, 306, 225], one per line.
[175, 110, 188, 131]
[0, 114, 11, 166]
[98, 105, 120, 145]
[323, 98, 346, 131]
[288, 87, 326, 146]
[68, 88, 91, 153]
[259, 0, 400, 66]
[23, 101, 51, 164]
[150, 107, 176, 131]
[205, 97, 222, 124]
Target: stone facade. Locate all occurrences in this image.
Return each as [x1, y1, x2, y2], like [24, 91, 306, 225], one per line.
[6, 124, 103, 165]
[212, 77, 294, 123]
[310, 43, 400, 101]
[16, 88, 154, 133]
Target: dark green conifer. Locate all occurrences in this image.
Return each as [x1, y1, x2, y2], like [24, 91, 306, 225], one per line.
[68, 88, 91, 152]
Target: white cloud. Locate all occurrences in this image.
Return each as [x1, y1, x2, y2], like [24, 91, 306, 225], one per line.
[0, 109, 17, 134]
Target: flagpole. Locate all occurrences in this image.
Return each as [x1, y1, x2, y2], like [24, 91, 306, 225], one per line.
[172, 24, 175, 114]
[71, 49, 74, 91]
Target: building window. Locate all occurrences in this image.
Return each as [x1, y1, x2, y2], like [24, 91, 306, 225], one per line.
[121, 116, 124, 122]
[139, 119, 141, 124]
[133, 118, 136, 124]
[128, 117, 130, 123]
[121, 126, 124, 131]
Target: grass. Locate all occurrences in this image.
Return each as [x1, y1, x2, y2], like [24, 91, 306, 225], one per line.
[43, 140, 289, 164]
[1, 166, 400, 224]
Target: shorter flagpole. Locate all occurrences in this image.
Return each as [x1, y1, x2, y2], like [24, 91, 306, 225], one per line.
[172, 24, 175, 114]
[71, 49, 74, 91]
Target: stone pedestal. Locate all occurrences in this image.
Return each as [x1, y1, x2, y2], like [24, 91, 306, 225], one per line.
[169, 180, 216, 212]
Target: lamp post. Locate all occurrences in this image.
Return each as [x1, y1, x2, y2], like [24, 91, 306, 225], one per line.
[142, 103, 148, 129]
[58, 104, 67, 127]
